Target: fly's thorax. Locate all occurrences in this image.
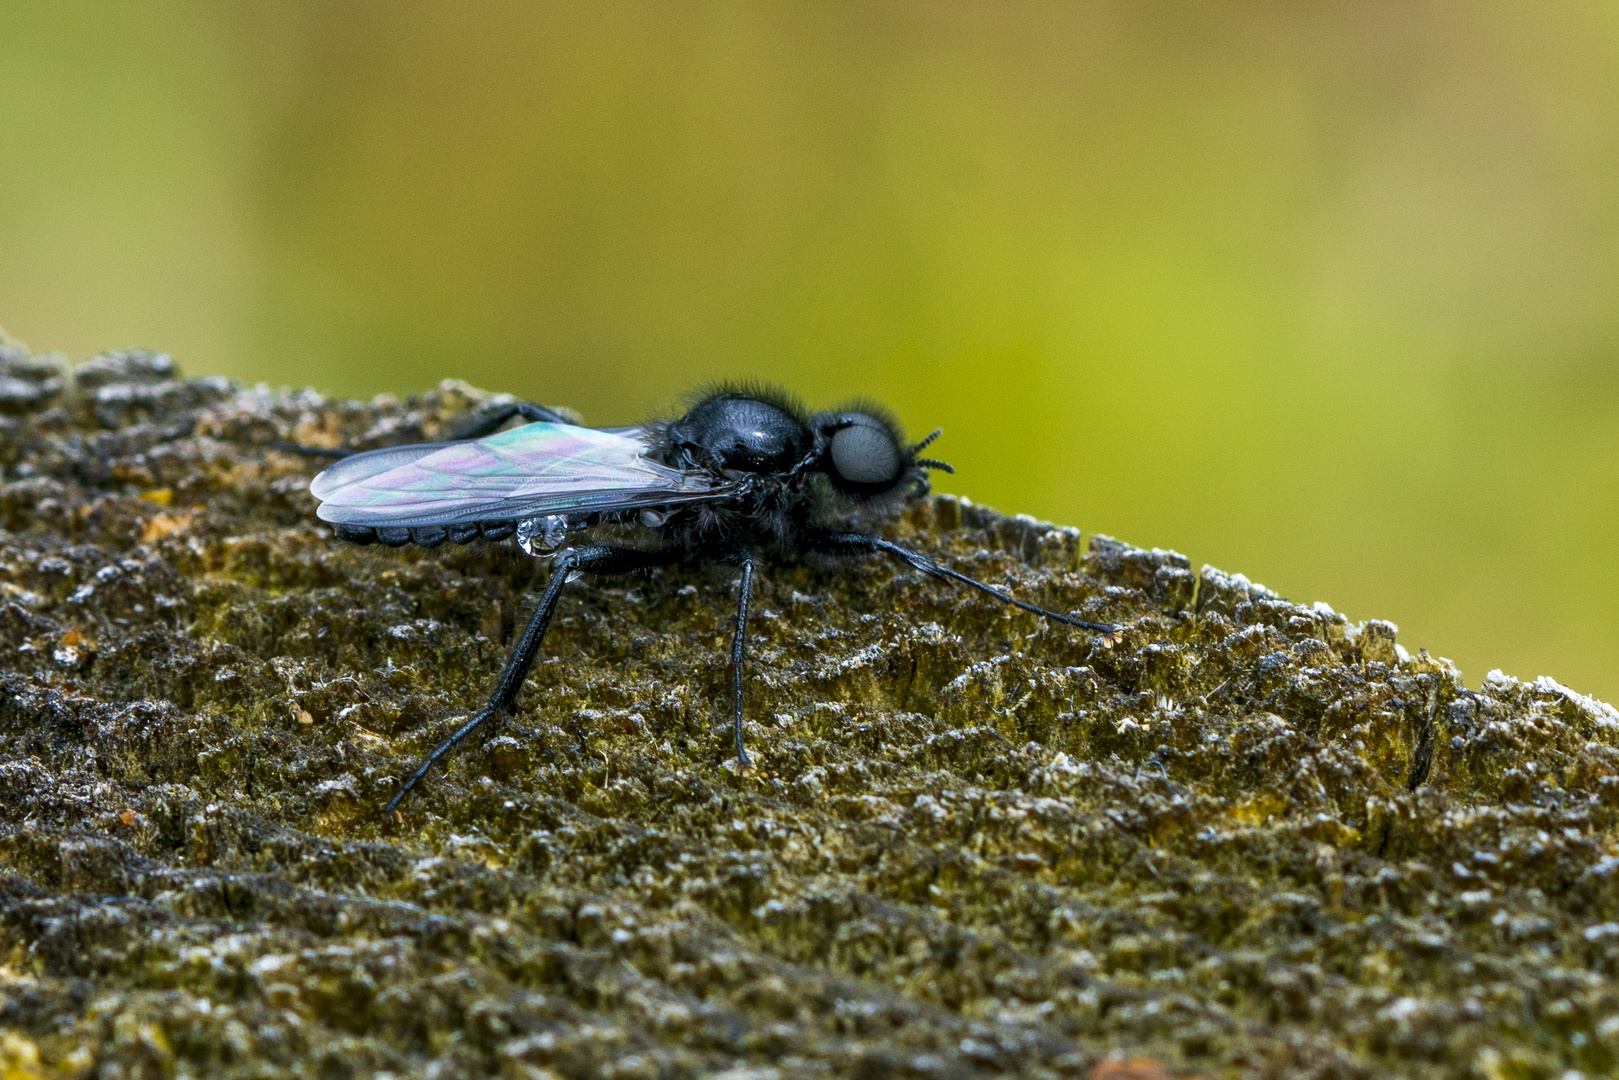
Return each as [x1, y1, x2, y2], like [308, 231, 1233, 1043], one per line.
[667, 394, 812, 475]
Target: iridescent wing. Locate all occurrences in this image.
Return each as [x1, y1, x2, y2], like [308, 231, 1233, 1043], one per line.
[310, 422, 733, 526]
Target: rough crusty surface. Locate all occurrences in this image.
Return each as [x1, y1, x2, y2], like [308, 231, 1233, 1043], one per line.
[1, 343, 1618, 1080]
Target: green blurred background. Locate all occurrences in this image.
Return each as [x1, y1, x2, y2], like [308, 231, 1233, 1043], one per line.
[2, 1, 1616, 700]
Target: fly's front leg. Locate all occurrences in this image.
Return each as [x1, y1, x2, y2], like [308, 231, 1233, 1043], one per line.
[803, 529, 1116, 633]
[384, 544, 675, 814]
[729, 555, 760, 768]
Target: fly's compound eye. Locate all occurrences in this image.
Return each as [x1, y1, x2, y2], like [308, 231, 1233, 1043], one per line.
[829, 413, 903, 489]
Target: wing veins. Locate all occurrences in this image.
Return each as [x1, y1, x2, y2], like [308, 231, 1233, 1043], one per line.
[311, 421, 732, 527]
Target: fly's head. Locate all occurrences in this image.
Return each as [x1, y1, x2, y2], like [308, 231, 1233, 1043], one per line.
[809, 403, 954, 509]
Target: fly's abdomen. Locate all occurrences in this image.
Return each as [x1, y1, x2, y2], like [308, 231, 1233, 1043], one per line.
[333, 520, 517, 548]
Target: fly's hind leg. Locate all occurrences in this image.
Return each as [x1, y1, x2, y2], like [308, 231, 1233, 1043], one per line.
[444, 401, 575, 441]
[283, 402, 574, 461]
[384, 544, 676, 814]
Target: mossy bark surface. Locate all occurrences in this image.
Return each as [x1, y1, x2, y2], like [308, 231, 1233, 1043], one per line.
[1, 346, 1618, 1080]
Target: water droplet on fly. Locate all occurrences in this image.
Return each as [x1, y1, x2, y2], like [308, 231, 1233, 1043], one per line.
[517, 515, 568, 557]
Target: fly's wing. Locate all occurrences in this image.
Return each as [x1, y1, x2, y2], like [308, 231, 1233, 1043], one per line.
[310, 422, 732, 526]
[307, 443, 453, 499]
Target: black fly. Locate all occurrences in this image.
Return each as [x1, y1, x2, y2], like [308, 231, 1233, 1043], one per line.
[305, 386, 1114, 812]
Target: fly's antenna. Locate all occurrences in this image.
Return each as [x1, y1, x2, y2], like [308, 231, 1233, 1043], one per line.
[909, 428, 943, 455]
[910, 428, 953, 472]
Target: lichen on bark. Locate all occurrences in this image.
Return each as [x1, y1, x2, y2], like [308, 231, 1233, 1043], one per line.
[1, 342, 1618, 1080]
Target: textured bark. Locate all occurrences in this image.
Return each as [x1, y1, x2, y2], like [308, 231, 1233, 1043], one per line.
[1, 342, 1617, 1080]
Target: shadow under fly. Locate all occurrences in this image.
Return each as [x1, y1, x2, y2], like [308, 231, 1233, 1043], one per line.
[302, 385, 1115, 813]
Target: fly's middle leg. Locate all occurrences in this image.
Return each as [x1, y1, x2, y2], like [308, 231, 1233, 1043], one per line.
[729, 555, 761, 768]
